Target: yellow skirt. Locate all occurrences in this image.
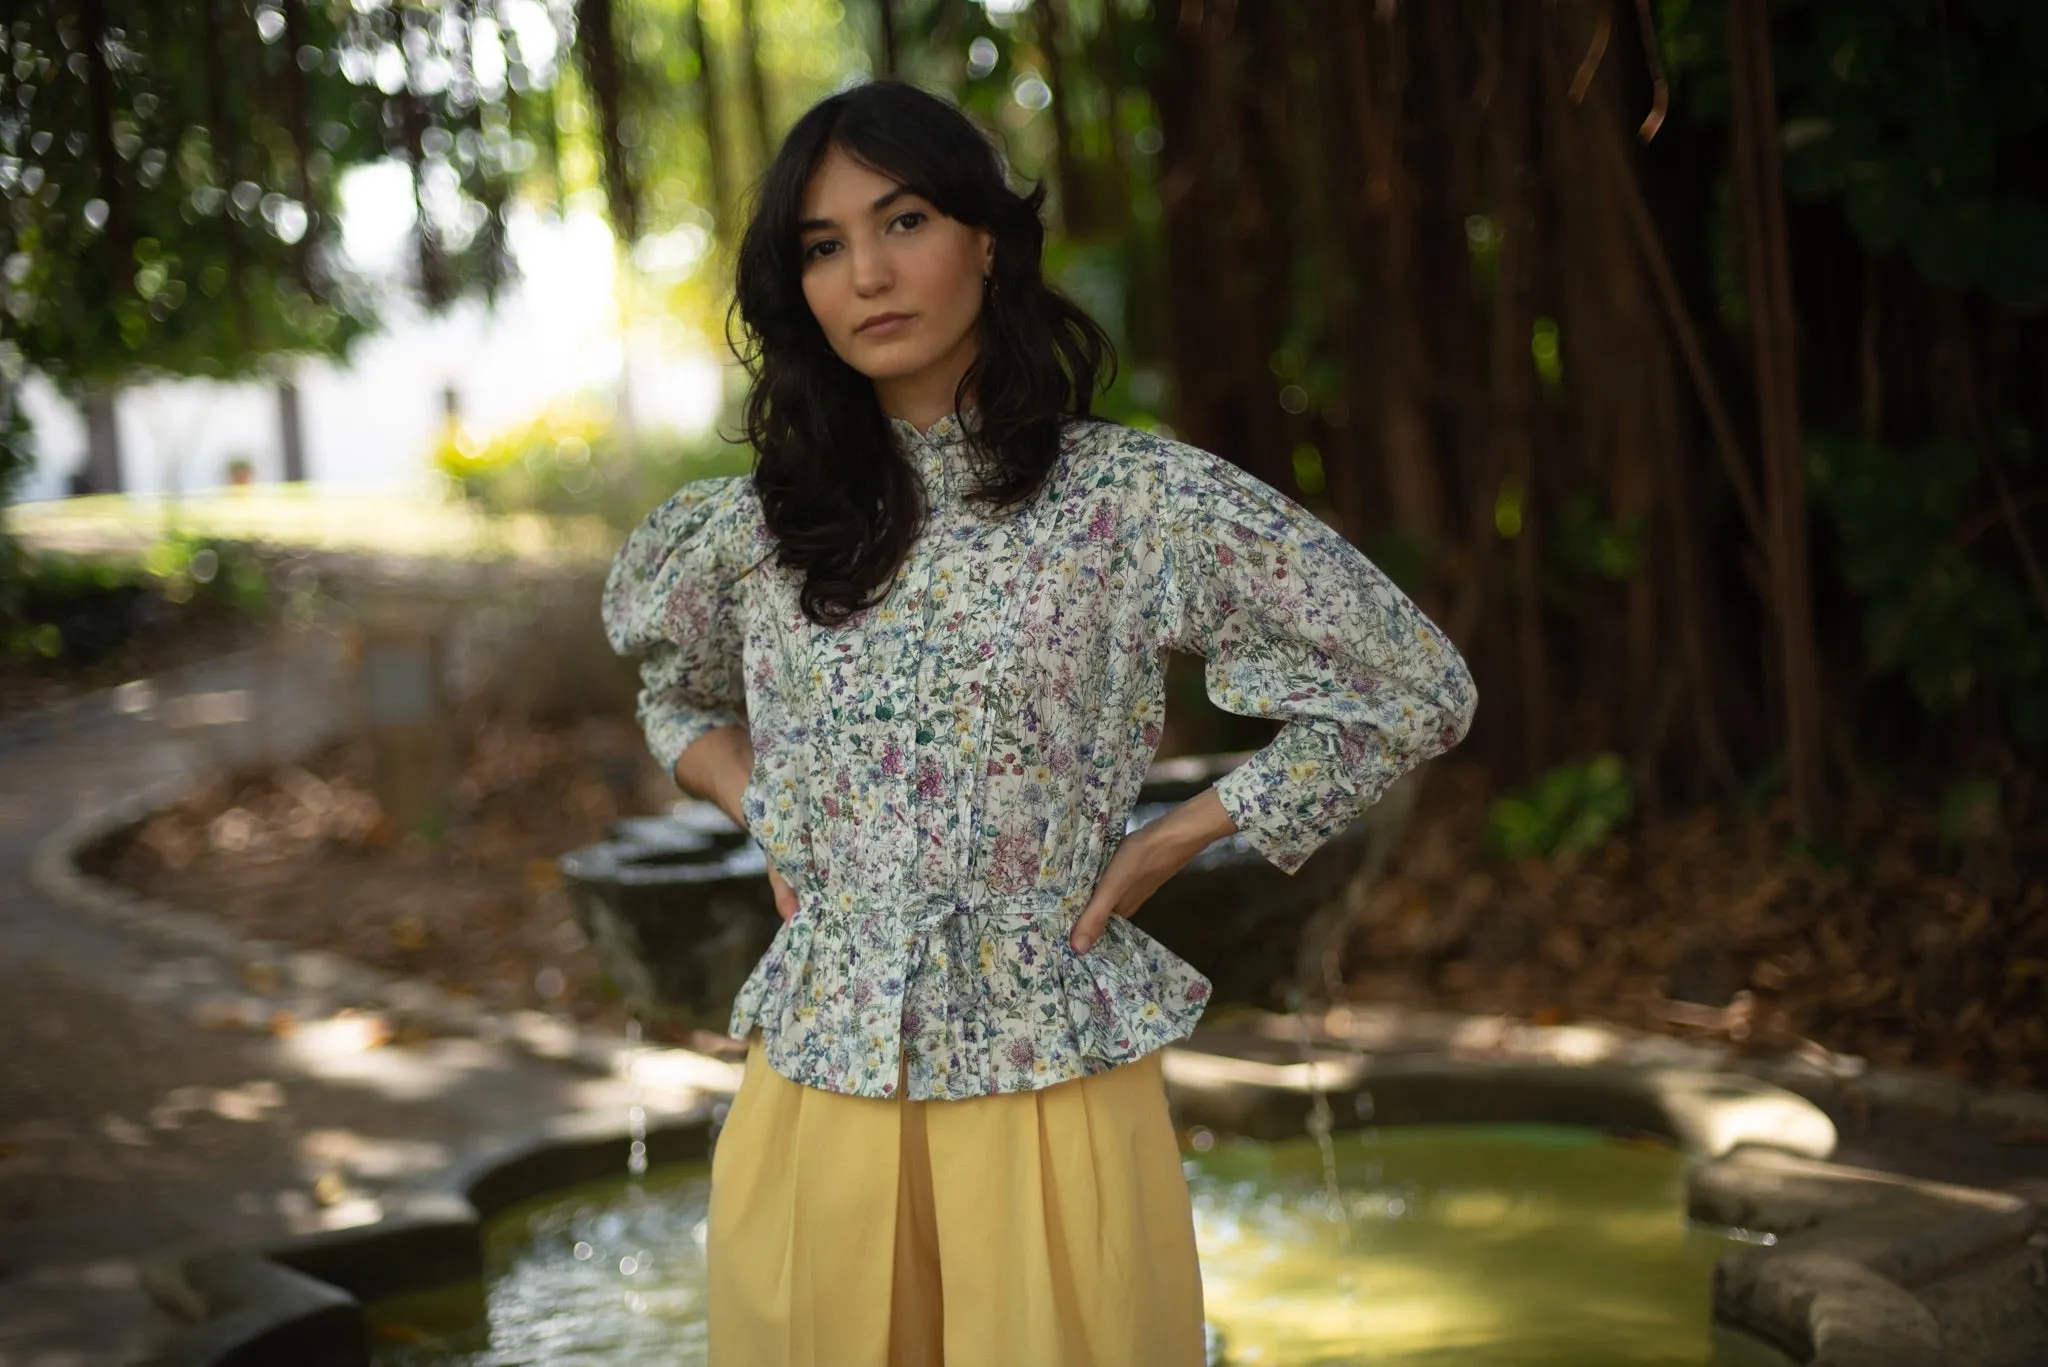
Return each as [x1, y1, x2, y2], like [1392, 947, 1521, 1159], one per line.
[707, 1039, 1207, 1367]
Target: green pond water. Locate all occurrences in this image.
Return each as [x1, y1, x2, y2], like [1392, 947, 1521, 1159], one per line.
[369, 1125, 1790, 1367]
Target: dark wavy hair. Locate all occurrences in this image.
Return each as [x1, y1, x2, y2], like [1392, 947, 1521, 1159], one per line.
[729, 79, 1115, 627]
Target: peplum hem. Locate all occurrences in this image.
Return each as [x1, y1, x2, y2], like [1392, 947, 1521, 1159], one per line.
[728, 891, 1212, 1101]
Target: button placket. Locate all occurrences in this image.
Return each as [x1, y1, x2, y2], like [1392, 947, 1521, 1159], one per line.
[909, 431, 963, 865]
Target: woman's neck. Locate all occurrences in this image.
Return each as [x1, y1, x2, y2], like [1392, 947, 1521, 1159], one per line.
[875, 349, 978, 434]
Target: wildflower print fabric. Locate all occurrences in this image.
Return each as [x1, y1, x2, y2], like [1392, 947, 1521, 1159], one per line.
[602, 411, 1477, 1100]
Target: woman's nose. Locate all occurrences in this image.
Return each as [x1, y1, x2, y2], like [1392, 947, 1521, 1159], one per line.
[848, 239, 894, 296]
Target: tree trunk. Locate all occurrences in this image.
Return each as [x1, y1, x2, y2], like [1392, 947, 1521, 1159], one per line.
[876, 0, 899, 77]
[685, 0, 732, 235]
[1489, 0, 1550, 777]
[82, 386, 125, 495]
[735, 0, 775, 169]
[278, 379, 308, 484]
[1346, 3, 1446, 568]
[1727, 0, 1828, 838]
[1034, 0, 1091, 236]
[1146, 0, 1227, 454]
[574, 0, 639, 241]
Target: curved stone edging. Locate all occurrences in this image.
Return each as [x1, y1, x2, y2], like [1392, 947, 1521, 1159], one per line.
[1692, 1145, 2040, 1366]
[27, 779, 680, 1090]
[136, 1106, 722, 1367]
[1715, 1251, 1943, 1367]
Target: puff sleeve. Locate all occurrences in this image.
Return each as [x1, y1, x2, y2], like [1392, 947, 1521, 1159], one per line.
[601, 476, 753, 779]
[1156, 443, 1478, 874]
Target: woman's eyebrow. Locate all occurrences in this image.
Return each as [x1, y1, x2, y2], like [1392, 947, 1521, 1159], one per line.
[798, 185, 918, 234]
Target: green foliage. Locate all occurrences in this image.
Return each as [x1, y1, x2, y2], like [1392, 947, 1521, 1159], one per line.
[0, 531, 269, 667]
[3, 1, 537, 394]
[1552, 490, 1646, 584]
[0, 377, 30, 518]
[1484, 753, 1635, 860]
[1807, 432, 2048, 746]
[1658, 0, 2048, 305]
[1936, 775, 2001, 855]
[434, 401, 752, 532]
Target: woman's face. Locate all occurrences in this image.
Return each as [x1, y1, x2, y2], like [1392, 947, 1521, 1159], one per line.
[797, 145, 994, 396]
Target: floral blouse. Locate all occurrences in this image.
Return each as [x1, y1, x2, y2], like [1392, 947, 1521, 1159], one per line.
[602, 411, 1477, 1100]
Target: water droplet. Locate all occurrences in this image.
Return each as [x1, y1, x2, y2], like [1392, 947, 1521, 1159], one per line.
[572, 1241, 593, 1260]
[619, 1255, 639, 1276]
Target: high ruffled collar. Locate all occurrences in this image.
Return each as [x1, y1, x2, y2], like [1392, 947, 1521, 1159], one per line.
[887, 406, 980, 498]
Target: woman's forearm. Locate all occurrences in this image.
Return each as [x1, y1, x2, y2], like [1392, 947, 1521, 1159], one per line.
[1153, 787, 1239, 864]
[673, 723, 755, 828]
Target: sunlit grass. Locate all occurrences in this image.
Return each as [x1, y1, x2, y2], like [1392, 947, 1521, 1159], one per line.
[8, 487, 615, 563]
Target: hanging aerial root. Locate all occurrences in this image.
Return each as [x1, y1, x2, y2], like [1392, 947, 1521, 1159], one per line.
[1634, 0, 1669, 140]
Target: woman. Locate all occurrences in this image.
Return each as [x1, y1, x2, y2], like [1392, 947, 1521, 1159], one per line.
[602, 79, 1476, 1367]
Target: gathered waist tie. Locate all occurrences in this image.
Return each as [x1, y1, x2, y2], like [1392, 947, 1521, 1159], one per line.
[798, 887, 1090, 937]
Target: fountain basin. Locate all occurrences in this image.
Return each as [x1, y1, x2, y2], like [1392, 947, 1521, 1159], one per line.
[361, 1123, 1790, 1367]
[136, 1022, 2039, 1367]
[560, 753, 1410, 1029]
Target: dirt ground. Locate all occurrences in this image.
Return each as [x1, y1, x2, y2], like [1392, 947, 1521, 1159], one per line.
[1344, 763, 2048, 1092]
[86, 718, 691, 1043]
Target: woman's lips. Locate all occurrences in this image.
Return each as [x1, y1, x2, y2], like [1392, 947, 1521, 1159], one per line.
[856, 313, 913, 336]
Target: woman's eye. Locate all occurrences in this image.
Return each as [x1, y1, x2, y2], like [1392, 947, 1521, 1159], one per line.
[802, 239, 838, 261]
[890, 211, 926, 231]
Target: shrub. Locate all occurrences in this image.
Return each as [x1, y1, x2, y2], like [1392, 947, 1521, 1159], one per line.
[1483, 753, 1635, 860]
[0, 532, 270, 668]
[433, 402, 753, 533]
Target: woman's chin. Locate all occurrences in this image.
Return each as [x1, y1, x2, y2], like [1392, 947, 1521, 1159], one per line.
[846, 347, 938, 383]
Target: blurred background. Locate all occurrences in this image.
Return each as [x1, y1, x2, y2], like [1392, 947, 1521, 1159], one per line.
[3, 0, 2047, 1279]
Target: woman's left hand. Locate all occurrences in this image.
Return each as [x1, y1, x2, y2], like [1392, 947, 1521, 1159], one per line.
[1070, 788, 1238, 954]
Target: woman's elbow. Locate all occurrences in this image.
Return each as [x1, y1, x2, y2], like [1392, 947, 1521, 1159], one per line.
[1435, 651, 1479, 750]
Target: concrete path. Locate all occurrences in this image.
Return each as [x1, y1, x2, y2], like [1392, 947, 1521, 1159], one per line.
[0, 632, 676, 1367]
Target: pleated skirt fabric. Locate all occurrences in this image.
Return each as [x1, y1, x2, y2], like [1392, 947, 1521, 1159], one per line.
[706, 1038, 1207, 1367]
